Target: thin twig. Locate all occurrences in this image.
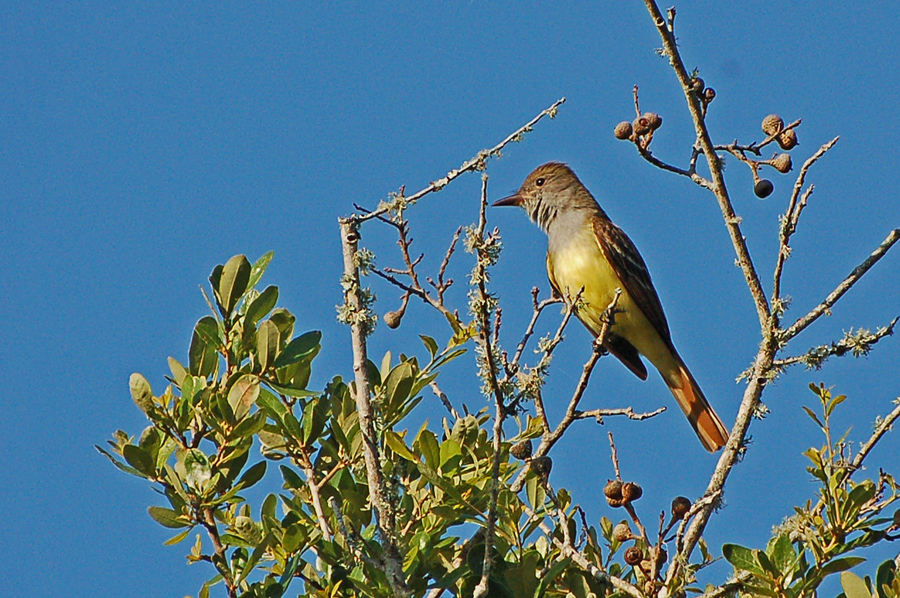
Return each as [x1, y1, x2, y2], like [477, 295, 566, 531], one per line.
[357, 98, 566, 223]
[573, 405, 667, 422]
[772, 136, 840, 309]
[473, 174, 505, 598]
[510, 291, 621, 494]
[642, 0, 771, 328]
[519, 501, 644, 598]
[429, 380, 460, 420]
[780, 228, 900, 342]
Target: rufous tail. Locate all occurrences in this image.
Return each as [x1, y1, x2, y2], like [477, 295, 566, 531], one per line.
[667, 360, 729, 452]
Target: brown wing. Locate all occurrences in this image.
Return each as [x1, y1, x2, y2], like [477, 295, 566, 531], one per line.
[592, 217, 674, 350]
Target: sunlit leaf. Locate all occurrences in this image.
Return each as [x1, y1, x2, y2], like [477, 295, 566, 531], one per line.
[841, 571, 873, 598]
[148, 506, 188, 529]
[227, 374, 260, 421]
[273, 331, 322, 370]
[218, 254, 251, 315]
[723, 543, 766, 576]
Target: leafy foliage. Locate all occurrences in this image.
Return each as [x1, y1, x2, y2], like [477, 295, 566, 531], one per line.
[722, 385, 900, 598]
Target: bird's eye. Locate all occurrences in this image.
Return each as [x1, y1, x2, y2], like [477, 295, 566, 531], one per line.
[535, 177, 545, 186]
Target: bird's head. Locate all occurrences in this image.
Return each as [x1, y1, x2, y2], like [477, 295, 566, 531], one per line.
[493, 162, 597, 231]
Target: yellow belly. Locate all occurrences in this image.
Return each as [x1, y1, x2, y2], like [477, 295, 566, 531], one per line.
[547, 229, 675, 372]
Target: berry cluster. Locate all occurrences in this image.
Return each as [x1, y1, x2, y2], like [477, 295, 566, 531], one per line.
[752, 114, 799, 198]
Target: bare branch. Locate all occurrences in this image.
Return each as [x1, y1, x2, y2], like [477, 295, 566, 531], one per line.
[781, 228, 900, 342]
[641, 0, 771, 328]
[773, 318, 897, 371]
[772, 136, 840, 307]
[357, 97, 566, 223]
[337, 219, 409, 597]
[573, 405, 667, 422]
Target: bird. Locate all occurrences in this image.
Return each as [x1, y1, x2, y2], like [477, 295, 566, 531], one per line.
[493, 162, 729, 452]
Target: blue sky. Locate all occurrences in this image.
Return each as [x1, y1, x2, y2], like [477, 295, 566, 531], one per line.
[2, 3, 899, 596]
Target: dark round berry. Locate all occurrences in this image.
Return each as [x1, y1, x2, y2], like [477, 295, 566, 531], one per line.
[530, 456, 552, 479]
[624, 547, 643, 566]
[754, 179, 774, 198]
[671, 496, 692, 519]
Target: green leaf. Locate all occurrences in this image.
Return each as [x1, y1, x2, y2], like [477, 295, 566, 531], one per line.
[239, 532, 272, 584]
[182, 449, 212, 489]
[123, 444, 156, 477]
[384, 361, 415, 406]
[841, 571, 873, 598]
[257, 388, 288, 418]
[534, 557, 570, 598]
[301, 398, 327, 444]
[280, 465, 304, 490]
[384, 430, 418, 462]
[245, 285, 279, 330]
[415, 428, 440, 471]
[129, 373, 154, 413]
[167, 357, 187, 386]
[827, 394, 847, 418]
[802, 406, 823, 428]
[876, 559, 897, 598]
[217, 254, 251, 315]
[227, 374, 260, 421]
[256, 320, 280, 372]
[283, 523, 306, 553]
[273, 331, 322, 370]
[247, 251, 274, 293]
[723, 543, 766, 576]
[148, 506, 188, 529]
[265, 379, 318, 398]
[164, 528, 193, 546]
[236, 461, 267, 490]
[95, 445, 142, 477]
[439, 438, 462, 474]
[824, 557, 868, 575]
[189, 316, 220, 377]
[768, 534, 797, 574]
[232, 410, 266, 439]
[420, 335, 438, 359]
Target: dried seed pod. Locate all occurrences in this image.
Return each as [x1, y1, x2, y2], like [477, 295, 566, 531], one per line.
[777, 129, 799, 150]
[510, 440, 533, 460]
[703, 87, 716, 102]
[761, 114, 785, 136]
[690, 77, 705, 94]
[530, 456, 552, 479]
[754, 179, 774, 198]
[632, 116, 652, 136]
[643, 112, 662, 130]
[614, 121, 634, 140]
[607, 497, 626, 508]
[671, 496, 692, 520]
[604, 479, 624, 500]
[771, 153, 793, 173]
[383, 310, 403, 329]
[613, 521, 633, 542]
[624, 547, 643, 566]
[622, 481, 643, 502]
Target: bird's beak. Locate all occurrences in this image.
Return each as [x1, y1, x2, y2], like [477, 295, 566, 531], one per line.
[492, 193, 523, 207]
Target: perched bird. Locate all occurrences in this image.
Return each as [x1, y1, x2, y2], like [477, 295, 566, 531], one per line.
[494, 162, 729, 451]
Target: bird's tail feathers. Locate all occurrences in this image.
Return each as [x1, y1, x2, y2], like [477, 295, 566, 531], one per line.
[666, 360, 729, 452]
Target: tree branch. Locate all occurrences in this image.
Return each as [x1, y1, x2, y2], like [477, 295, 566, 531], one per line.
[780, 228, 900, 342]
